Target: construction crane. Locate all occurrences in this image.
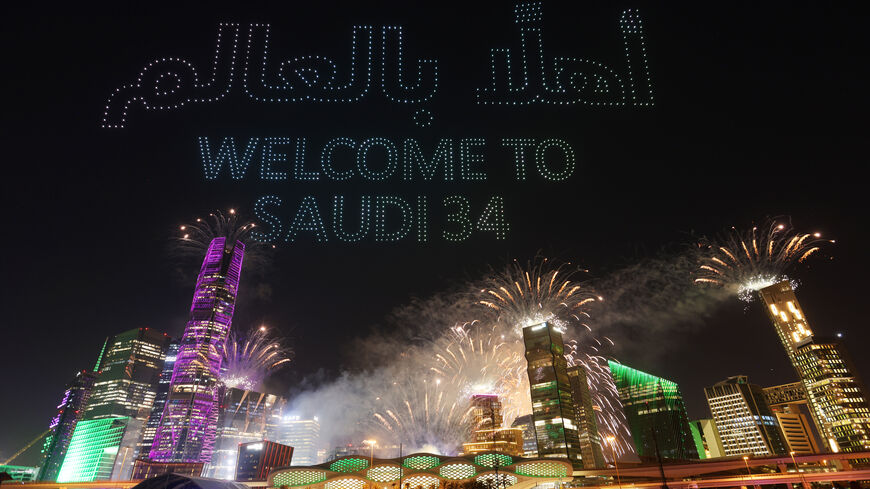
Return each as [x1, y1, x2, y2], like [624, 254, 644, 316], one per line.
[2, 429, 50, 465]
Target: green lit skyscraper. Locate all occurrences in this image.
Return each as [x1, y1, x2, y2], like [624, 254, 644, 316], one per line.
[608, 362, 698, 460]
[522, 322, 583, 468]
[57, 328, 170, 482]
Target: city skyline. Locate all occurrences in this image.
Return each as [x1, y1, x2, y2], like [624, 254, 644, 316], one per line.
[2, 1, 869, 473]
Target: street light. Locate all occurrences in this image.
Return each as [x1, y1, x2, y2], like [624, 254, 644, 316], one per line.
[790, 451, 808, 489]
[363, 439, 377, 468]
[742, 456, 753, 485]
[605, 436, 622, 489]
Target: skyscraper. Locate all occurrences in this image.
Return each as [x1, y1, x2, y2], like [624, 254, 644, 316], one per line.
[137, 341, 180, 459]
[759, 281, 870, 453]
[39, 370, 97, 481]
[276, 416, 321, 466]
[522, 322, 583, 468]
[206, 387, 286, 480]
[57, 327, 171, 482]
[704, 376, 787, 457]
[567, 365, 606, 469]
[150, 237, 245, 463]
[608, 362, 698, 460]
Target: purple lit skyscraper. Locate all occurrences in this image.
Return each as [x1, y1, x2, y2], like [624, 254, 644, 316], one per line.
[149, 237, 244, 463]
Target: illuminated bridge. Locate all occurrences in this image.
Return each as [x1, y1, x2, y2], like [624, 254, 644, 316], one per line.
[268, 452, 573, 489]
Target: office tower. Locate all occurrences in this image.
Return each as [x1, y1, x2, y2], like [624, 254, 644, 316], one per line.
[704, 376, 787, 457]
[759, 281, 870, 453]
[138, 341, 180, 458]
[39, 370, 97, 481]
[57, 328, 170, 482]
[150, 237, 245, 463]
[84, 328, 171, 420]
[608, 362, 698, 460]
[276, 416, 321, 466]
[206, 387, 286, 480]
[764, 382, 819, 455]
[522, 322, 583, 468]
[510, 414, 539, 457]
[56, 417, 130, 482]
[688, 419, 724, 459]
[235, 441, 293, 482]
[567, 366, 606, 468]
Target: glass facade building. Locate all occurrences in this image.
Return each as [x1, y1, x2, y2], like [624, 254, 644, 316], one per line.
[704, 376, 787, 457]
[759, 281, 870, 454]
[276, 416, 321, 466]
[607, 362, 698, 460]
[567, 365, 606, 468]
[522, 322, 583, 468]
[56, 417, 130, 482]
[150, 237, 245, 463]
[57, 327, 171, 481]
[205, 387, 286, 480]
[137, 340, 180, 458]
[39, 369, 97, 481]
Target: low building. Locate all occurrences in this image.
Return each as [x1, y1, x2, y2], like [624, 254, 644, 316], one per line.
[131, 460, 204, 479]
[236, 441, 293, 482]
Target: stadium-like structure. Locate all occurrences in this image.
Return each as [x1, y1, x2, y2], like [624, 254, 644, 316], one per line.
[269, 452, 573, 489]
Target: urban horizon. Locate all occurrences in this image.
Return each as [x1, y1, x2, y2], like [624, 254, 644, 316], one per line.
[2, 2, 869, 488]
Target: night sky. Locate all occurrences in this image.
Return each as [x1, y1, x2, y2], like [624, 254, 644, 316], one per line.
[2, 2, 867, 462]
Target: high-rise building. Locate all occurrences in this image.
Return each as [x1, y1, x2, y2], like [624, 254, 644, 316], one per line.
[704, 376, 787, 457]
[759, 281, 870, 454]
[567, 366, 606, 468]
[39, 370, 97, 481]
[510, 414, 538, 457]
[276, 416, 321, 466]
[688, 419, 724, 459]
[205, 387, 286, 480]
[56, 417, 130, 483]
[235, 441, 293, 482]
[84, 328, 171, 421]
[763, 382, 819, 455]
[462, 394, 524, 456]
[57, 328, 170, 482]
[607, 362, 698, 461]
[522, 322, 583, 468]
[150, 237, 245, 463]
[138, 341, 180, 458]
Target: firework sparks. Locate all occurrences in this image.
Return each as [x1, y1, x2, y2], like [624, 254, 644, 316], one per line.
[430, 321, 529, 426]
[475, 257, 635, 459]
[220, 325, 292, 391]
[477, 257, 599, 334]
[695, 218, 833, 302]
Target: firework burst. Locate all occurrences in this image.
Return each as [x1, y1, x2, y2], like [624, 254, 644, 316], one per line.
[477, 257, 599, 334]
[474, 257, 635, 459]
[371, 362, 475, 454]
[695, 218, 833, 302]
[430, 321, 529, 426]
[220, 325, 292, 391]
